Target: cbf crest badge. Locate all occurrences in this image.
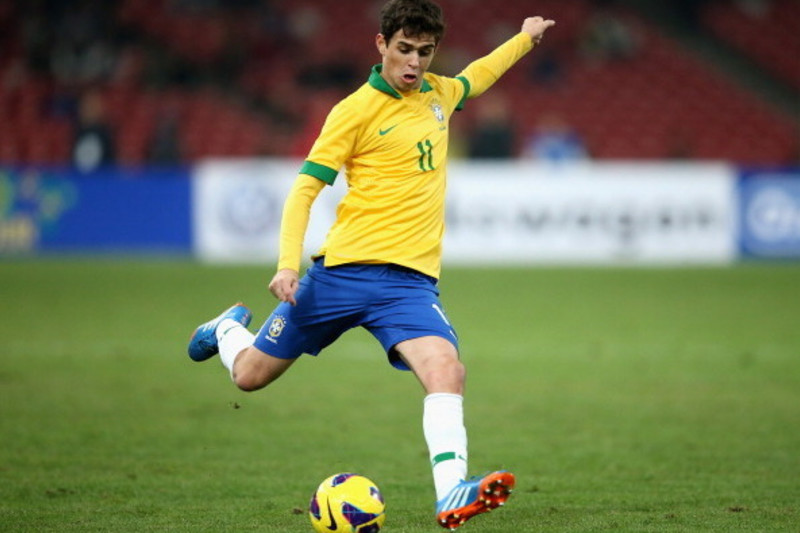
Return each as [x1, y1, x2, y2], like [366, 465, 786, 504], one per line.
[268, 316, 286, 338]
[431, 101, 445, 123]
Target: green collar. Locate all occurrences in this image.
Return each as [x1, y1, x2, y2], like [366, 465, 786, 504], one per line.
[368, 64, 432, 98]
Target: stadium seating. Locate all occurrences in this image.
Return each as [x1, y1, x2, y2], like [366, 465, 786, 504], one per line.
[0, 0, 796, 166]
[702, 0, 800, 91]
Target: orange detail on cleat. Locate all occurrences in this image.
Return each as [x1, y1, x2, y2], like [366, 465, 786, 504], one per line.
[436, 471, 516, 530]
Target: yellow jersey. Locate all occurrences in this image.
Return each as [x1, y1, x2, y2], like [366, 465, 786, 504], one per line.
[286, 32, 534, 279]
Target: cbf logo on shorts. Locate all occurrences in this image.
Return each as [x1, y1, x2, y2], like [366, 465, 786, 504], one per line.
[268, 315, 286, 339]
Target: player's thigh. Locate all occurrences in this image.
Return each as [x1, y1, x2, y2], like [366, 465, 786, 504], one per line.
[365, 274, 459, 370]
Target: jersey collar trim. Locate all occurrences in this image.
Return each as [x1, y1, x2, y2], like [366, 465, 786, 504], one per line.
[369, 64, 432, 98]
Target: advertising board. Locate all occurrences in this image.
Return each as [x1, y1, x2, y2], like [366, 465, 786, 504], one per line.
[193, 160, 737, 266]
[193, 159, 344, 263]
[444, 161, 737, 265]
[0, 167, 191, 255]
[739, 169, 800, 259]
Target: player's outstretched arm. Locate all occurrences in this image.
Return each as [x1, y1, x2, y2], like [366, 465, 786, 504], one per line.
[457, 15, 556, 99]
[521, 16, 556, 46]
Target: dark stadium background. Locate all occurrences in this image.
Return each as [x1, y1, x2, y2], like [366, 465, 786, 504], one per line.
[1, 0, 798, 167]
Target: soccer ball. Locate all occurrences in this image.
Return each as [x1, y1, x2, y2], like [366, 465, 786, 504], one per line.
[309, 473, 386, 532]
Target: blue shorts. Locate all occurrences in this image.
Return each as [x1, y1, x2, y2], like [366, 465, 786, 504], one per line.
[253, 259, 458, 370]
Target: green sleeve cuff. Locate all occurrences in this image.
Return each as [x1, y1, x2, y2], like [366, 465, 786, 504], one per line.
[455, 76, 471, 111]
[299, 160, 338, 185]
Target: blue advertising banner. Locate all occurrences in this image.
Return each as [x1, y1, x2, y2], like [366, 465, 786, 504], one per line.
[739, 168, 800, 259]
[0, 167, 191, 255]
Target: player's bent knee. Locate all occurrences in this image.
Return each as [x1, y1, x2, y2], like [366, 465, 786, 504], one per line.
[419, 355, 466, 394]
[231, 348, 293, 392]
[439, 357, 466, 385]
[232, 362, 277, 392]
[232, 370, 268, 392]
[450, 358, 467, 382]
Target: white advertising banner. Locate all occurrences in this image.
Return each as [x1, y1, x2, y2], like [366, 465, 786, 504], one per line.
[194, 160, 737, 265]
[444, 161, 737, 264]
[193, 159, 345, 263]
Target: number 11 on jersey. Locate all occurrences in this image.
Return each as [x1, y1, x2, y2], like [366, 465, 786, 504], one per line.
[417, 140, 435, 171]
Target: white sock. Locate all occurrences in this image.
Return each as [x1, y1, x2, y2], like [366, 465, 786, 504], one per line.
[216, 318, 254, 378]
[423, 393, 468, 501]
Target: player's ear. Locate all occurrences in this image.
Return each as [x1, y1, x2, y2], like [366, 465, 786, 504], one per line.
[376, 33, 387, 55]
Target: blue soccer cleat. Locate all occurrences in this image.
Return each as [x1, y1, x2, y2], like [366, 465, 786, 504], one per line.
[187, 303, 252, 362]
[435, 471, 515, 531]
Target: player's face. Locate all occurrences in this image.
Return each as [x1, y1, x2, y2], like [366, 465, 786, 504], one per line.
[376, 29, 437, 93]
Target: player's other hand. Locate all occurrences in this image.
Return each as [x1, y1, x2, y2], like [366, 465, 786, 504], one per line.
[269, 268, 299, 305]
[522, 16, 555, 45]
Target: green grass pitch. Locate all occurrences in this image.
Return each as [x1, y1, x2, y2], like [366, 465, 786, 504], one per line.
[1, 259, 798, 532]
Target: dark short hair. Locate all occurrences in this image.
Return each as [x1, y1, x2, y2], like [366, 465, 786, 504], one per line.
[380, 0, 445, 45]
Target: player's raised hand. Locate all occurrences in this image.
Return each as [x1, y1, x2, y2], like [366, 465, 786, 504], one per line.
[269, 268, 299, 305]
[522, 16, 555, 45]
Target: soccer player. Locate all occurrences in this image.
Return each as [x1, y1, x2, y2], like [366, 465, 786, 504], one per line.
[188, 1, 554, 529]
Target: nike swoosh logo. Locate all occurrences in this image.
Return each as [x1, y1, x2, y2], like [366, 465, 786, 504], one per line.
[326, 497, 337, 531]
[379, 124, 398, 136]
